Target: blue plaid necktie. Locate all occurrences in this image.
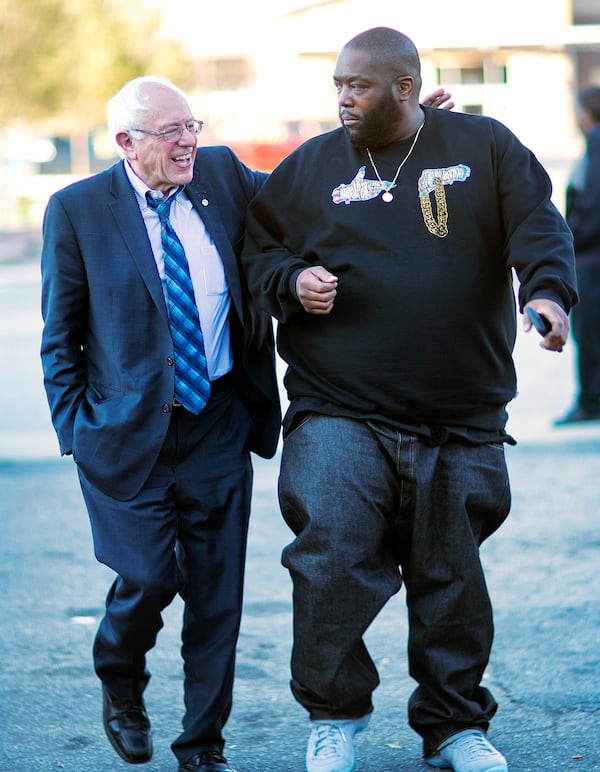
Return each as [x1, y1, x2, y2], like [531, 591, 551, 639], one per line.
[146, 188, 210, 413]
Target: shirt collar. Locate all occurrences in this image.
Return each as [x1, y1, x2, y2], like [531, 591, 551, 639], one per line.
[123, 160, 188, 209]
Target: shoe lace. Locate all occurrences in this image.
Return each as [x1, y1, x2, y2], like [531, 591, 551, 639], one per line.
[452, 733, 497, 761]
[111, 698, 149, 729]
[194, 751, 227, 766]
[312, 724, 347, 760]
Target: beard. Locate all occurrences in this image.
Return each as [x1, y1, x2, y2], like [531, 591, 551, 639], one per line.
[342, 91, 402, 149]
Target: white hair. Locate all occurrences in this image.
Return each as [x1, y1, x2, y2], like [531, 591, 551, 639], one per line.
[106, 76, 188, 157]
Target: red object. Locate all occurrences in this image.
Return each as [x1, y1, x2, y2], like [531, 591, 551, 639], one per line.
[227, 137, 305, 172]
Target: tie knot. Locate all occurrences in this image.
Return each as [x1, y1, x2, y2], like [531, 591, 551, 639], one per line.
[145, 187, 182, 222]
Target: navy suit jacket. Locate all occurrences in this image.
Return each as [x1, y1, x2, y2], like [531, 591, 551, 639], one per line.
[41, 147, 281, 500]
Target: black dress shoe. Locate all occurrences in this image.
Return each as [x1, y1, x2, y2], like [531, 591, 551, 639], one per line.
[178, 750, 237, 771]
[102, 684, 152, 764]
[554, 404, 600, 425]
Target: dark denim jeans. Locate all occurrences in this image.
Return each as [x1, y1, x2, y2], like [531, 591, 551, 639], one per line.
[278, 414, 511, 755]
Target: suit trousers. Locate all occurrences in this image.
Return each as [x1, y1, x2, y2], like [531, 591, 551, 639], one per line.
[278, 414, 511, 756]
[78, 377, 254, 761]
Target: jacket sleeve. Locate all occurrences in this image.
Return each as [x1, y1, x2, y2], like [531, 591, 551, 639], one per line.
[223, 145, 269, 201]
[40, 193, 88, 455]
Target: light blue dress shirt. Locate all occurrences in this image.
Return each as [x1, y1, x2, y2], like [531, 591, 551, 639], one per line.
[124, 160, 232, 380]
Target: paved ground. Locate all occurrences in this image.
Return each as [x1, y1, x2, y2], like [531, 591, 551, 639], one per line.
[0, 230, 598, 771]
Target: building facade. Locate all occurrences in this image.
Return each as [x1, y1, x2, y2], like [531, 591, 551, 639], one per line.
[186, 0, 600, 206]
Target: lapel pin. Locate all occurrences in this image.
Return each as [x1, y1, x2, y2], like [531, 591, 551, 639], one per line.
[201, 198, 209, 207]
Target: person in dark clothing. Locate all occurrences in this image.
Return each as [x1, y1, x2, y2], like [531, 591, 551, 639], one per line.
[555, 86, 600, 424]
[242, 28, 577, 772]
[40, 73, 452, 772]
[41, 77, 281, 772]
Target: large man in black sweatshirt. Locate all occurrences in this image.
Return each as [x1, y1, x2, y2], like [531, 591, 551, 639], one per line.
[242, 27, 577, 772]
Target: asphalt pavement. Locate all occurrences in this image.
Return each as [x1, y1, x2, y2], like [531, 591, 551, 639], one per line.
[0, 230, 598, 771]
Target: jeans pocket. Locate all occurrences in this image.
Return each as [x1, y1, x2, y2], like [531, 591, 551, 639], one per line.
[284, 410, 313, 440]
[478, 443, 511, 539]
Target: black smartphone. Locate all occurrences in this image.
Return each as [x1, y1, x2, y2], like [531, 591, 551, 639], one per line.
[526, 307, 551, 336]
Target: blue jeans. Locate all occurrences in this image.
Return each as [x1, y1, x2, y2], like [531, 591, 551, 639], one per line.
[278, 414, 511, 755]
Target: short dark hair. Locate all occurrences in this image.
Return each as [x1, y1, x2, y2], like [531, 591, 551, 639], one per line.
[579, 86, 600, 123]
[343, 27, 422, 89]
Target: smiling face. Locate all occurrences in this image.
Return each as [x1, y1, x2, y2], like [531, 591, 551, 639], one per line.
[116, 82, 197, 193]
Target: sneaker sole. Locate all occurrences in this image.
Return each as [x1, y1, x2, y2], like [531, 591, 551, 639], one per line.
[426, 762, 507, 772]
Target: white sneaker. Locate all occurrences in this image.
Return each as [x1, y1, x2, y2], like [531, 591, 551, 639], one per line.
[425, 729, 508, 772]
[305, 714, 370, 772]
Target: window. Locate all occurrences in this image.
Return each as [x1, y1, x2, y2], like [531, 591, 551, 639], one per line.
[195, 58, 254, 91]
[436, 59, 506, 86]
[461, 67, 484, 84]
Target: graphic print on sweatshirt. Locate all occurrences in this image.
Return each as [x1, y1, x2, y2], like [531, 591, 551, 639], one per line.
[331, 163, 471, 239]
[331, 166, 392, 204]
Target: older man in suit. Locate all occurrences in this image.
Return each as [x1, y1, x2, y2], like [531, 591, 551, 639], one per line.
[40, 77, 280, 772]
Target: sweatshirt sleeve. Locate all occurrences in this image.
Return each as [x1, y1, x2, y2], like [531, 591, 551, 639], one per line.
[492, 119, 578, 313]
[242, 158, 313, 323]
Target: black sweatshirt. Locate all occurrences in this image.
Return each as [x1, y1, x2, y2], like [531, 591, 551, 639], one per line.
[242, 107, 577, 441]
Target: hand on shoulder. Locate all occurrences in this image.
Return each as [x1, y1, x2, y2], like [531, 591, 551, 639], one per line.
[422, 88, 455, 111]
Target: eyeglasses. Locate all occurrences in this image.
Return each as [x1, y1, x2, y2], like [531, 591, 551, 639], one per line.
[131, 120, 204, 142]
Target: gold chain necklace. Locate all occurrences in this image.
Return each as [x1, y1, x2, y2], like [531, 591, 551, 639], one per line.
[366, 120, 425, 203]
[420, 177, 449, 237]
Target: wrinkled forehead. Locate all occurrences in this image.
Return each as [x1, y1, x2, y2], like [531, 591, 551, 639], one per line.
[138, 83, 193, 128]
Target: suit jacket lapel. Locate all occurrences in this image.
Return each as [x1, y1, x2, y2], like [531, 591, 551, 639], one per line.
[185, 182, 244, 323]
[105, 163, 244, 326]
[108, 163, 168, 323]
